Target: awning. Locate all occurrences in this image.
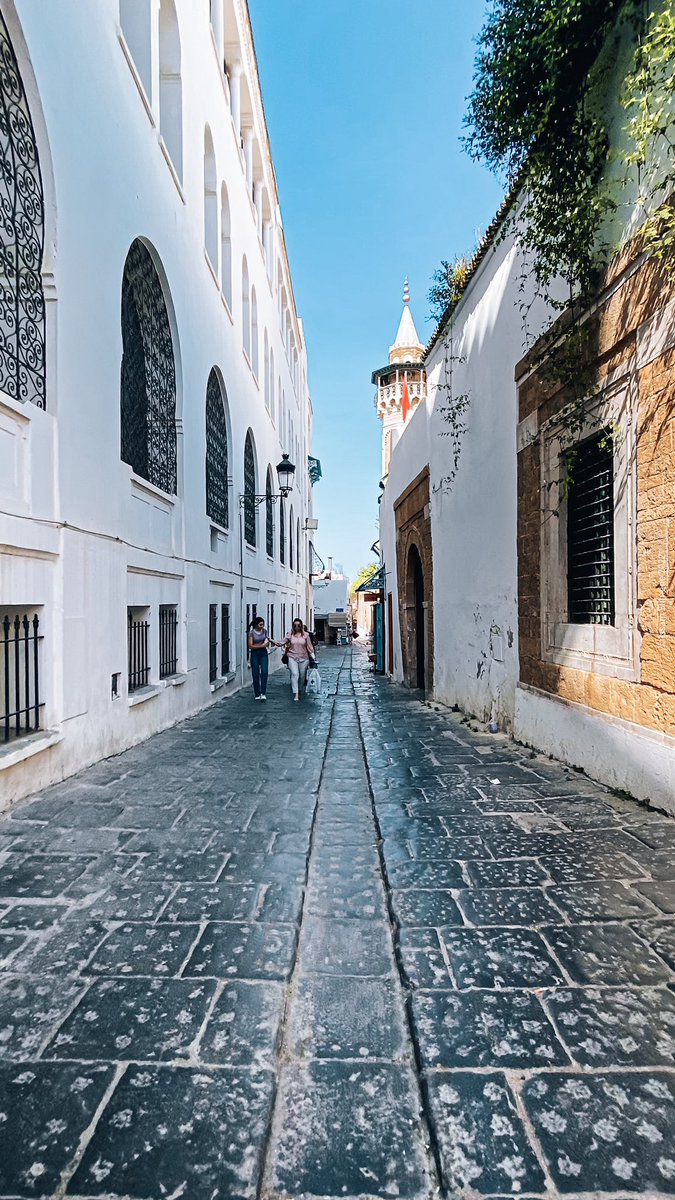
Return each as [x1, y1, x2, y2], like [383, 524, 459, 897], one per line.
[328, 614, 349, 627]
[356, 566, 385, 592]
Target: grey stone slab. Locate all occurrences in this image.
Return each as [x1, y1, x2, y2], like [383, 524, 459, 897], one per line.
[0, 975, 85, 1059]
[392, 889, 464, 927]
[636, 879, 675, 913]
[412, 989, 568, 1069]
[199, 979, 283, 1066]
[399, 943, 453, 989]
[183, 920, 297, 980]
[0, 853, 94, 898]
[464, 858, 551, 888]
[86, 880, 176, 922]
[522, 1071, 675, 1193]
[544, 923, 673, 985]
[125, 849, 228, 882]
[0, 931, 27, 966]
[622, 819, 675, 850]
[162, 882, 260, 922]
[386, 859, 466, 888]
[270, 1061, 431, 1198]
[538, 849, 646, 883]
[543, 986, 675, 1066]
[10, 918, 108, 976]
[87, 922, 200, 976]
[406, 834, 491, 861]
[440, 927, 567, 989]
[305, 879, 386, 920]
[257, 881, 305, 923]
[69, 1064, 274, 1200]
[122, 828, 215, 854]
[219, 849, 307, 883]
[46, 977, 215, 1061]
[457, 886, 565, 927]
[0, 902, 68, 931]
[0, 1062, 113, 1199]
[549, 881, 660, 922]
[300, 917, 394, 977]
[635, 849, 675, 880]
[425, 1071, 545, 1195]
[27, 828, 132, 854]
[632, 919, 675, 970]
[289, 974, 408, 1060]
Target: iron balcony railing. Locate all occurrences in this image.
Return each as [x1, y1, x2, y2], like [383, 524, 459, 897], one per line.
[1, 613, 44, 742]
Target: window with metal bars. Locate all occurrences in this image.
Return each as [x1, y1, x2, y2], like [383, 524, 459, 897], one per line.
[121, 240, 177, 494]
[289, 509, 294, 572]
[566, 433, 615, 626]
[221, 604, 230, 676]
[1, 612, 43, 742]
[159, 605, 178, 678]
[244, 431, 256, 546]
[279, 498, 285, 564]
[128, 608, 150, 692]
[266, 470, 274, 557]
[209, 604, 218, 682]
[206, 369, 229, 528]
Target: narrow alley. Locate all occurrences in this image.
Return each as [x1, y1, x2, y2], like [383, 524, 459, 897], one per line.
[0, 647, 674, 1199]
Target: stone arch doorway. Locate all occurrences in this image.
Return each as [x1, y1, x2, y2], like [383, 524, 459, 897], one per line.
[406, 543, 426, 691]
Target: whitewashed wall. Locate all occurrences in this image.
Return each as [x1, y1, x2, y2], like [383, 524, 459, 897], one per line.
[0, 0, 314, 805]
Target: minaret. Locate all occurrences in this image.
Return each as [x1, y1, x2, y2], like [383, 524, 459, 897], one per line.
[372, 279, 427, 477]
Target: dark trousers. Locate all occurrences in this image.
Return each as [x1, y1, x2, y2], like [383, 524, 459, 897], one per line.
[250, 649, 269, 697]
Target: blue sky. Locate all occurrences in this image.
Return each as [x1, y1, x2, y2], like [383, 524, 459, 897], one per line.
[248, 0, 504, 581]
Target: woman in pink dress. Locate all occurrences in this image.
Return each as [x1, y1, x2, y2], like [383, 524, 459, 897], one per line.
[284, 617, 315, 701]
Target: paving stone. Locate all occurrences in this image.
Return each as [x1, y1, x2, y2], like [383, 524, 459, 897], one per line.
[457, 886, 565, 927]
[386, 859, 466, 889]
[631, 920, 675, 970]
[0, 853, 94, 898]
[425, 1071, 546, 1195]
[271, 1061, 431, 1199]
[0, 975, 85, 1059]
[305, 878, 386, 920]
[257, 881, 305, 922]
[86, 880, 177, 922]
[183, 920, 297, 980]
[412, 989, 569, 1068]
[87, 922, 200, 976]
[522, 1071, 675, 1193]
[162, 882, 260, 922]
[543, 986, 675, 1066]
[300, 917, 394, 977]
[464, 858, 551, 887]
[69, 1064, 274, 1200]
[636, 879, 675, 913]
[399, 943, 453, 989]
[539, 848, 646, 883]
[289, 974, 408, 1060]
[543, 923, 673, 985]
[0, 1061, 113, 1199]
[200, 979, 283, 1066]
[440, 927, 567, 988]
[392, 889, 464, 927]
[548, 881, 660, 921]
[0, 931, 27, 966]
[46, 977, 215, 1061]
[219, 849, 307, 883]
[0, 902, 68, 930]
[126, 849, 228, 882]
[9, 918, 108, 976]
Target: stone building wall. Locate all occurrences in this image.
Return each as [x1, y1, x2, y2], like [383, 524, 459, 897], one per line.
[394, 467, 434, 694]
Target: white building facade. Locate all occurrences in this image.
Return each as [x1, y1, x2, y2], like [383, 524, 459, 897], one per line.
[0, 0, 316, 806]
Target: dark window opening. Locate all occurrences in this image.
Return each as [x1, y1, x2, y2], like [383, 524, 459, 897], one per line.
[221, 604, 230, 676]
[159, 605, 178, 678]
[128, 608, 150, 692]
[244, 432, 256, 546]
[567, 433, 615, 626]
[1, 612, 43, 741]
[206, 369, 229, 528]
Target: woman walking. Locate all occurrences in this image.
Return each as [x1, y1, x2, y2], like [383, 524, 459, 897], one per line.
[284, 617, 315, 701]
[247, 615, 271, 701]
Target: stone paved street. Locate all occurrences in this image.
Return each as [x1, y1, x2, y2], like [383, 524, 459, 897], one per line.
[0, 647, 674, 1199]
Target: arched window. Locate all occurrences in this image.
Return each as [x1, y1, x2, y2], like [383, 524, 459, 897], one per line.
[279, 497, 285, 564]
[296, 517, 301, 574]
[242, 256, 250, 359]
[0, 12, 45, 409]
[251, 286, 259, 377]
[120, 0, 152, 99]
[243, 429, 256, 546]
[204, 125, 217, 271]
[221, 183, 232, 309]
[205, 369, 228, 528]
[289, 505, 295, 572]
[265, 467, 274, 557]
[263, 331, 270, 410]
[159, 0, 183, 179]
[270, 350, 275, 422]
[121, 239, 177, 494]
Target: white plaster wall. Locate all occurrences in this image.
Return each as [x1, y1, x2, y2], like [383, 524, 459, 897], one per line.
[0, 0, 314, 804]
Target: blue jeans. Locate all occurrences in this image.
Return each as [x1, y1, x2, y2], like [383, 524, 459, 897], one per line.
[250, 649, 269, 697]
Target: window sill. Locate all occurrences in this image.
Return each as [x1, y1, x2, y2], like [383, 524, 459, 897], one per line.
[158, 135, 186, 204]
[204, 249, 219, 288]
[0, 730, 62, 771]
[117, 28, 155, 128]
[210, 671, 235, 693]
[221, 293, 234, 323]
[130, 472, 177, 506]
[128, 685, 162, 708]
[161, 673, 187, 688]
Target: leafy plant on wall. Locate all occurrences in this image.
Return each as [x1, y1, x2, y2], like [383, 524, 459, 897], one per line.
[428, 258, 472, 495]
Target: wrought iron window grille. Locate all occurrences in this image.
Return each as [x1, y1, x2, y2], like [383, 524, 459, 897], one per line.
[121, 240, 177, 495]
[159, 605, 178, 678]
[205, 369, 229, 529]
[566, 432, 616, 626]
[127, 610, 150, 692]
[0, 14, 46, 410]
[1, 613, 43, 741]
[220, 604, 231, 676]
[209, 604, 218, 682]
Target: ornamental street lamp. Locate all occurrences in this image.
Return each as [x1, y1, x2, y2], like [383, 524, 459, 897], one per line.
[238, 453, 296, 508]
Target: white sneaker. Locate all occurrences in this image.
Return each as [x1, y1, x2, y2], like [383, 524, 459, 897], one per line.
[260, 695, 266, 701]
[254, 695, 261, 701]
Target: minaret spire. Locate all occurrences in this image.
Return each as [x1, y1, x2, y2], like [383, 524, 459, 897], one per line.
[403, 276, 410, 305]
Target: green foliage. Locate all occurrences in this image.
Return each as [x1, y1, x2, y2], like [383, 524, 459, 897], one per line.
[428, 257, 470, 324]
[351, 563, 378, 593]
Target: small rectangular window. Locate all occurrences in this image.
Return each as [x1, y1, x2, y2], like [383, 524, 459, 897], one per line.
[221, 604, 230, 677]
[567, 433, 615, 626]
[159, 605, 178, 678]
[128, 607, 150, 692]
[209, 604, 218, 682]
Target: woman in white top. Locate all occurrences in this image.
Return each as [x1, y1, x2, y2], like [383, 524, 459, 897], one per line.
[284, 617, 315, 701]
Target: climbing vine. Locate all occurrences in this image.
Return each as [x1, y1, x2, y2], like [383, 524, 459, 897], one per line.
[428, 259, 471, 494]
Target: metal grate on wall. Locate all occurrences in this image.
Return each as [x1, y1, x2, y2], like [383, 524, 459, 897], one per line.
[566, 432, 615, 626]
